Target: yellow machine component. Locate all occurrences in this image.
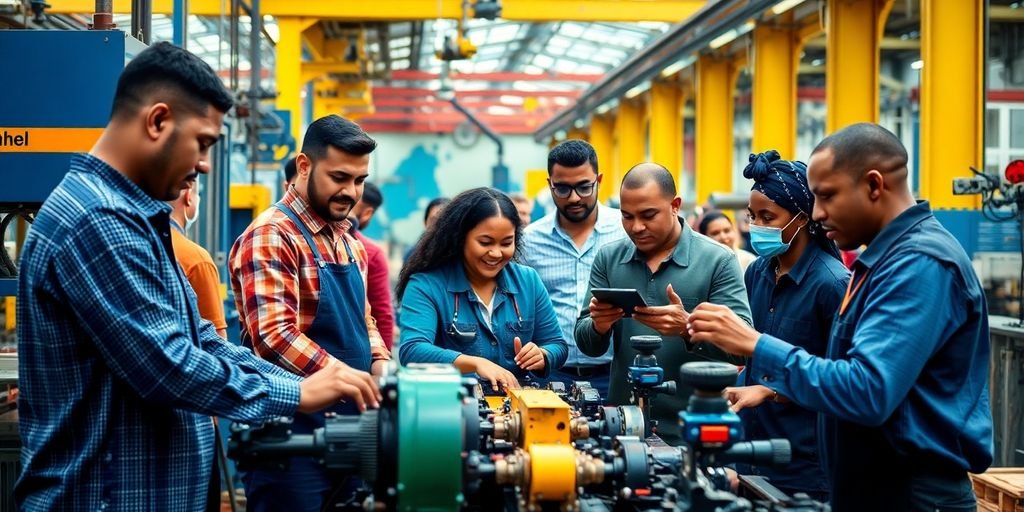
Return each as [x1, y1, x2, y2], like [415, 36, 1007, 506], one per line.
[648, 80, 685, 184]
[751, 23, 799, 158]
[493, 446, 607, 509]
[230, 184, 272, 221]
[695, 54, 738, 205]
[612, 99, 644, 197]
[527, 444, 578, 505]
[824, 0, 894, 132]
[436, 33, 478, 61]
[501, 389, 573, 447]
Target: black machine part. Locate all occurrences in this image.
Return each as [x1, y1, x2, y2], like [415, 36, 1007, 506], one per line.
[679, 362, 739, 393]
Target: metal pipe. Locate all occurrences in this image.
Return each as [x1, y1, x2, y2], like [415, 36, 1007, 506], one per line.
[229, 0, 239, 90]
[449, 96, 507, 190]
[248, 0, 261, 185]
[172, 0, 187, 47]
[131, 0, 152, 44]
[91, 0, 115, 30]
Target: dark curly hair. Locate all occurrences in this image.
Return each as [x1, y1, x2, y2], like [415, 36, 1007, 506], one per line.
[397, 187, 522, 299]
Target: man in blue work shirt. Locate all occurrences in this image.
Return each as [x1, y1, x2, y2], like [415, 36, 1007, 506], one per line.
[521, 140, 627, 397]
[687, 123, 992, 511]
[16, 42, 380, 512]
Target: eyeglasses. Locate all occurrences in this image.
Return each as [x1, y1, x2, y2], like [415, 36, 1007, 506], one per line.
[550, 179, 598, 199]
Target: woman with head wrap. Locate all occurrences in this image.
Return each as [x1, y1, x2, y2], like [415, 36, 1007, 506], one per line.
[725, 150, 850, 502]
[698, 210, 758, 273]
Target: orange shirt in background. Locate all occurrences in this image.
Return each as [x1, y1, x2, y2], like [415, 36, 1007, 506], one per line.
[170, 227, 228, 334]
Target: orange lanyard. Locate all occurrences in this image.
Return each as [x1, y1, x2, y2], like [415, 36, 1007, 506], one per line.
[840, 270, 869, 317]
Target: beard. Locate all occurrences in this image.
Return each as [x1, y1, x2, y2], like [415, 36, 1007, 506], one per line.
[306, 171, 355, 222]
[557, 200, 597, 224]
[152, 128, 184, 201]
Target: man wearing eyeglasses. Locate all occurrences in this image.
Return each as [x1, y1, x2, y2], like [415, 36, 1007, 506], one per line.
[520, 140, 627, 398]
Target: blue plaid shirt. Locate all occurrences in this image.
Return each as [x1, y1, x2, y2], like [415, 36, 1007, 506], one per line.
[16, 153, 302, 511]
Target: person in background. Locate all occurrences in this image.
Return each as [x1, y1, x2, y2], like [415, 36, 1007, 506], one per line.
[168, 176, 227, 339]
[15, 42, 378, 512]
[229, 114, 391, 512]
[687, 123, 992, 510]
[698, 210, 758, 274]
[509, 192, 535, 227]
[575, 163, 750, 444]
[724, 150, 849, 501]
[521, 140, 626, 398]
[282, 156, 297, 195]
[403, 196, 450, 265]
[397, 187, 568, 391]
[349, 181, 395, 349]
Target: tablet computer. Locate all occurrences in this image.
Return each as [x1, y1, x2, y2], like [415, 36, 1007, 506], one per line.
[591, 288, 648, 317]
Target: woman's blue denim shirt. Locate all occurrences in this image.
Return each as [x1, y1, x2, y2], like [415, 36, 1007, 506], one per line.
[398, 262, 568, 382]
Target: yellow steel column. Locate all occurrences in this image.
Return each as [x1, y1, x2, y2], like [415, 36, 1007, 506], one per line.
[613, 98, 645, 195]
[649, 81, 684, 185]
[276, 17, 316, 146]
[590, 114, 615, 203]
[920, 0, 982, 209]
[825, 0, 894, 132]
[696, 55, 735, 205]
[752, 23, 799, 158]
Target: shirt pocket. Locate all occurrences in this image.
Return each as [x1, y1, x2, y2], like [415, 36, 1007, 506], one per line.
[507, 319, 536, 338]
[444, 321, 481, 347]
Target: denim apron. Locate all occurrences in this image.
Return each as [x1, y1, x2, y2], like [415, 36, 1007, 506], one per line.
[243, 202, 372, 512]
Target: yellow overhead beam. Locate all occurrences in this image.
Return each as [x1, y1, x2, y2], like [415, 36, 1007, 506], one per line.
[752, 23, 799, 159]
[919, 0, 982, 209]
[590, 115, 615, 204]
[613, 99, 645, 196]
[825, 0, 894, 132]
[695, 54, 737, 206]
[648, 81, 685, 186]
[276, 16, 308, 146]
[47, 0, 705, 22]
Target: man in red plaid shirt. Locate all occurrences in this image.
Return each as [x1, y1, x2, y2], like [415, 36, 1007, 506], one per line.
[229, 115, 391, 512]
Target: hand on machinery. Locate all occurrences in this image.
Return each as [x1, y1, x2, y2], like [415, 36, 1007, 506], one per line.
[298, 358, 381, 413]
[633, 284, 690, 340]
[724, 385, 781, 412]
[513, 336, 548, 372]
[473, 357, 521, 392]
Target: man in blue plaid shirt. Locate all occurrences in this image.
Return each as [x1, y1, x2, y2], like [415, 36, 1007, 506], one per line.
[16, 42, 380, 511]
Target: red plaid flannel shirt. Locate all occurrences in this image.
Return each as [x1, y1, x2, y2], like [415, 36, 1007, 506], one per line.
[229, 188, 390, 376]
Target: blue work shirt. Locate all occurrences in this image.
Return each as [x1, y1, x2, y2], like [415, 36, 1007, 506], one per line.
[398, 262, 568, 384]
[521, 204, 627, 367]
[749, 201, 993, 507]
[16, 154, 301, 511]
[738, 242, 849, 498]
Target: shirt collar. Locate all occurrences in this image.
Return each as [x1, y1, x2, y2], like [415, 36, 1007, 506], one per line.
[443, 262, 521, 295]
[281, 186, 351, 239]
[594, 204, 622, 234]
[620, 216, 691, 267]
[76, 153, 171, 218]
[855, 201, 932, 270]
[772, 241, 826, 286]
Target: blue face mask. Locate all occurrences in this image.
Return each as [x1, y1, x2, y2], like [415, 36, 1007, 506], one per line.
[749, 214, 804, 258]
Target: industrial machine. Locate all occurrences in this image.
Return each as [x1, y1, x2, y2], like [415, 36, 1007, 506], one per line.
[229, 361, 822, 512]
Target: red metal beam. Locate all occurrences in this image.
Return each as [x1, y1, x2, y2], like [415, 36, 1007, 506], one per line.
[373, 87, 581, 98]
[389, 70, 603, 83]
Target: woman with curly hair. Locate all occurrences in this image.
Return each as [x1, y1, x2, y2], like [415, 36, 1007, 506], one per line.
[397, 187, 568, 391]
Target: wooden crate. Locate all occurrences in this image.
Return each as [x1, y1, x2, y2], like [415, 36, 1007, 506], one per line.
[972, 468, 1024, 512]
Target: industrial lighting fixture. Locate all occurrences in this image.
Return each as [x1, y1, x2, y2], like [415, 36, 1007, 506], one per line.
[624, 81, 649, 99]
[660, 56, 696, 77]
[708, 21, 754, 50]
[573, 119, 585, 129]
[771, 0, 806, 15]
[910, 59, 924, 70]
[595, 102, 613, 115]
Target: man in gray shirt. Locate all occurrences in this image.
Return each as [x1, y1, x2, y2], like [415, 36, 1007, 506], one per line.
[575, 163, 751, 444]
